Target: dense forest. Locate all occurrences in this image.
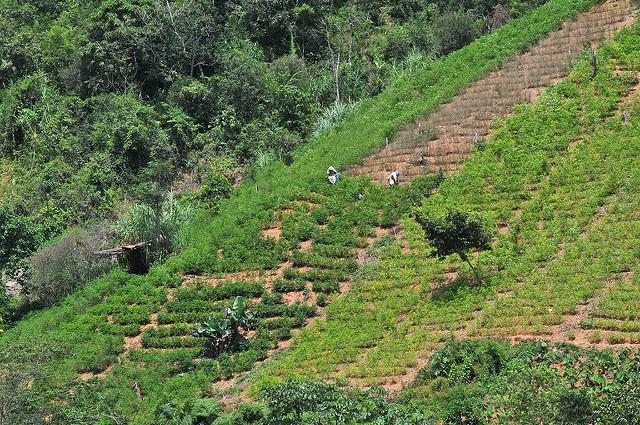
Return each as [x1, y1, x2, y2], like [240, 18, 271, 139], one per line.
[0, 0, 545, 326]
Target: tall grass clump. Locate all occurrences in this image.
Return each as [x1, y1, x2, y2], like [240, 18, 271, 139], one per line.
[116, 193, 194, 263]
[311, 101, 359, 139]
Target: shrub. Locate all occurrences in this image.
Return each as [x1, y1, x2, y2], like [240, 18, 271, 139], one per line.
[191, 172, 232, 209]
[312, 280, 340, 294]
[272, 279, 306, 293]
[379, 209, 399, 228]
[316, 293, 328, 307]
[27, 226, 111, 306]
[187, 398, 222, 425]
[554, 387, 593, 424]
[258, 378, 427, 424]
[409, 172, 445, 204]
[433, 11, 480, 56]
[419, 339, 507, 385]
[606, 333, 626, 345]
[588, 331, 603, 344]
[311, 101, 359, 139]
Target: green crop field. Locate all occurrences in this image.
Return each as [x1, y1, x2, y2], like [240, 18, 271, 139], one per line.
[2, 0, 640, 423]
[256, 23, 640, 392]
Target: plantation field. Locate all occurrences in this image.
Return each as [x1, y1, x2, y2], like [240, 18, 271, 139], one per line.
[255, 22, 640, 390]
[2, 1, 640, 423]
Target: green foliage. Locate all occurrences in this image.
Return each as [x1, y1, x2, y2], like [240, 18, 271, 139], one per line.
[416, 210, 492, 284]
[433, 11, 480, 56]
[258, 378, 429, 424]
[416, 211, 492, 262]
[418, 339, 507, 385]
[157, 398, 222, 425]
[0, 1, 621, 423]
[0, 0, 552, 285]
[115, 194, 194, 263]
[258, 11, 640, 400]
[193, 297, 255, 357]
[311, 101, 359, 139]
[403, 340, 639, 424]
[0, 204, 56, 274]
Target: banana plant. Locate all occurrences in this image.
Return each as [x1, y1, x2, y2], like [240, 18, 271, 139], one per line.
[193, 296, 254, 357]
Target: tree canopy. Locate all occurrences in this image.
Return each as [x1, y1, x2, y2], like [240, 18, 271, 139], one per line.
[416, 210, 492, 284]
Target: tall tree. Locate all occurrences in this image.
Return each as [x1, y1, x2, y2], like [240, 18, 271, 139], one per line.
[416, 210, 492, 285]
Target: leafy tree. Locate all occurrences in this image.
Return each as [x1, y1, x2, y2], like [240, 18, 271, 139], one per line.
[433, 10, 479, 56]
[0, 205, 55, 275]
[193, 296, 254, 357]
[136, 0, 223, 82]
[80, 0, 146, 95]
[416, 210, 491, 285]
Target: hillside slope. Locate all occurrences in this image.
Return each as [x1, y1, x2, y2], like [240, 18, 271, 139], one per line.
[348, 0, 637, 182]
[257, 23, 640, 393]
[0, 1, 638, 423]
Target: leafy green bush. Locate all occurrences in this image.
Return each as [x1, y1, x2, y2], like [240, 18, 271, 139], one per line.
[193, 297, 255, 357]
[418, 339, 507, 385]
[433, 11, 480, 56]
[271, 279, 306, 293]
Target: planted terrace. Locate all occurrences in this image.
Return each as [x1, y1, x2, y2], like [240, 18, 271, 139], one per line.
[348, 0, 637, 183]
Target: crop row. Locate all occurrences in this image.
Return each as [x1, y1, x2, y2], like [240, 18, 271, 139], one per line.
[283, 268, 349, 282]
[292, 251, 357, 272]
[174, 280, 265, 301]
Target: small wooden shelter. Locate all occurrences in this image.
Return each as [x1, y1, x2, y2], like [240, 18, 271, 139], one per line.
[95, 242, 149, 275]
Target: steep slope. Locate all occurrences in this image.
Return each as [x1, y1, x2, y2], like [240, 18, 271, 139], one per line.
[0, 1, 637, 423]
[256, 23, 640, 392]
[347, 0, 637, 183]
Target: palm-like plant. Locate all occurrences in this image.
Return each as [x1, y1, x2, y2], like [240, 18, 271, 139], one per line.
[193, 296, 254, 357]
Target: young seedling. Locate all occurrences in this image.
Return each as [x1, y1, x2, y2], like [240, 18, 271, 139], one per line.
[416, 210, 492, 286]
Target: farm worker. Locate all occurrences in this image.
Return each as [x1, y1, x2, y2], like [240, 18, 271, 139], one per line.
[327, 166, 340, 185]
[388, 170, 400, 186]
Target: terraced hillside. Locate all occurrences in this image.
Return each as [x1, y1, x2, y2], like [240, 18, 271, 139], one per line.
[1, 1, 640, 423]
[257, 24, 640, 393]
[347, 0, 637, 183]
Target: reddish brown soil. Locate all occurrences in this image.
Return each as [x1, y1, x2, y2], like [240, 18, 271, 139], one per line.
[347, 0, 637, 183]
[261, 227, 282, 240]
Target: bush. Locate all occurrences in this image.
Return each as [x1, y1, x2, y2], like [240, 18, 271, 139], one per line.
[311, 102, 358, 140]
[193, 297, 255, 357]
[316, 293, 328, 307]
[192, 172, 232, 210]
[433, 11, 480, 56]
[312, 280, 340, 294]
[554, 387, 593, 424]
[272, 279, 306, 293]
[258, 378, 428, 424]
[27, 226, 111, 306]
[419, 339, 507, 385]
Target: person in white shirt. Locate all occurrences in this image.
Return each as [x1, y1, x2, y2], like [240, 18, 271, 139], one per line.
[327, 166, 340, 185]
[388, 170, 400, 186]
